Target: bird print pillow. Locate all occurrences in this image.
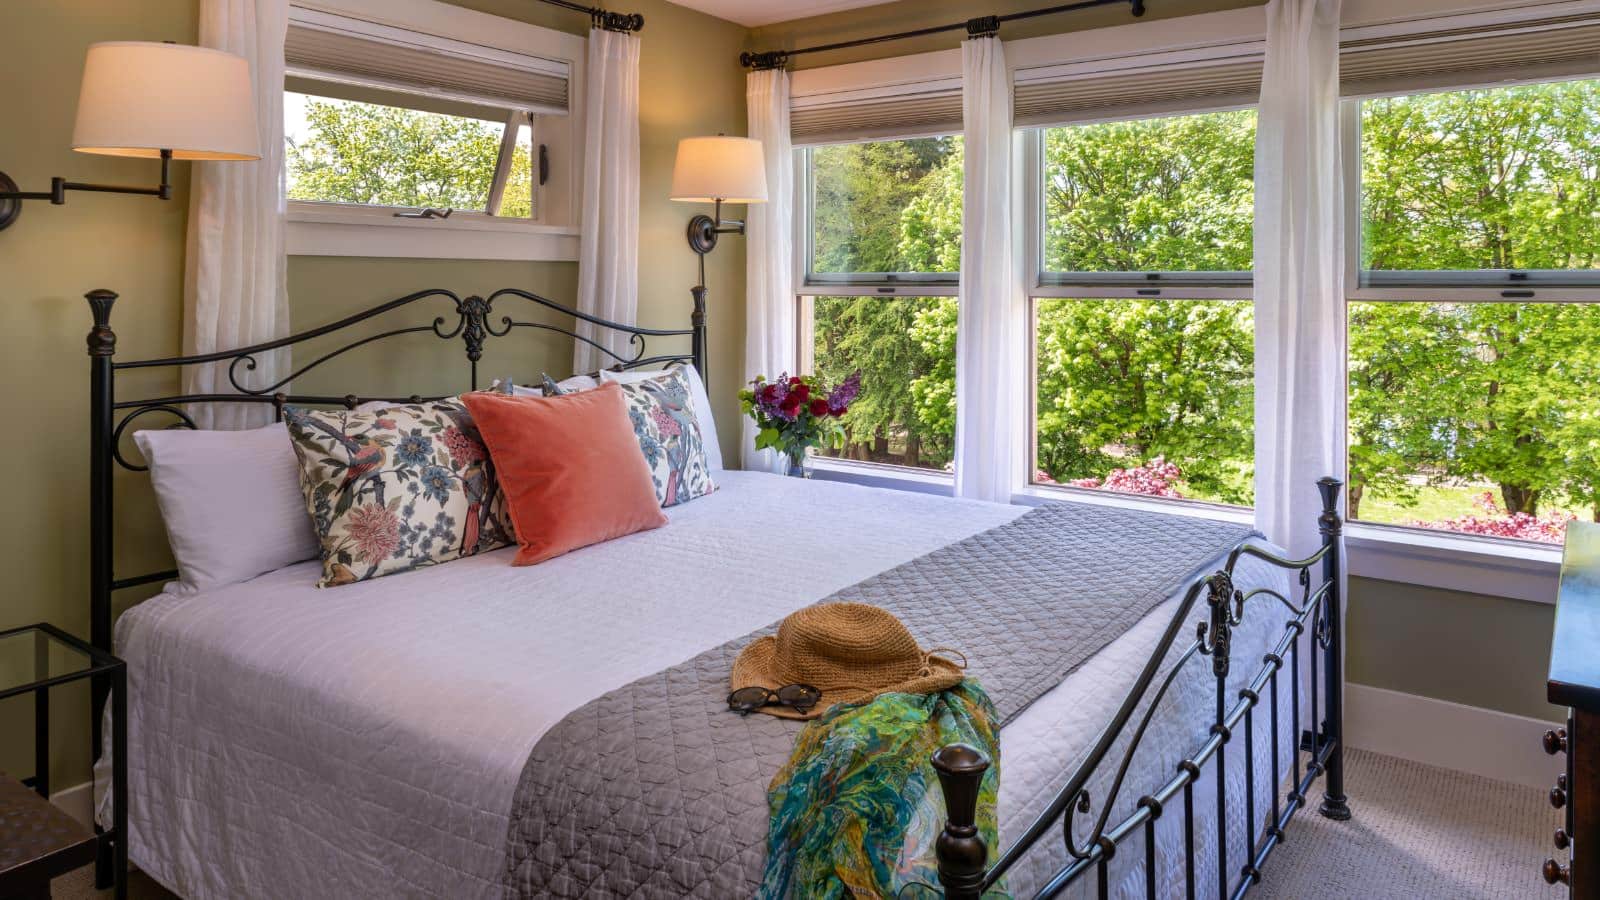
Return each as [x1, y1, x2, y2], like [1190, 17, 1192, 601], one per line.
[616, 370, 715, 508]
[283, 400, 514, 587]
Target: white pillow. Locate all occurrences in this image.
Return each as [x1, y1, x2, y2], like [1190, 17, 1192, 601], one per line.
[600, 365, 722, 470]
[489, 375, 600, 397]
[134, 423, 320, 593]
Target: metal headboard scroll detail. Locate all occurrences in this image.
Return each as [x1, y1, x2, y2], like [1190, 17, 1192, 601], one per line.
[82, 285, 707, 753]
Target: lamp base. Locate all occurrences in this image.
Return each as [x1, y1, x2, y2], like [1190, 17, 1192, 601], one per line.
[0, 172, 20, 232]
[687, 214, 719, 255]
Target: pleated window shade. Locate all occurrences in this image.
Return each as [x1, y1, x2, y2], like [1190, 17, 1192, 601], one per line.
[1013, 45, 1264, 128]
[1341, 12, 1600, 96]
[790, 78, 964, 145]
[286, 10, 570, 115]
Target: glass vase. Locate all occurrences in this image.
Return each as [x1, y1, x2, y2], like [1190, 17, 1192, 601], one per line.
[783, 448, 810, 479]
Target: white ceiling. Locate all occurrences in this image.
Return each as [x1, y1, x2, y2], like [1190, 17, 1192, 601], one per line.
[669, 0, 901, 28]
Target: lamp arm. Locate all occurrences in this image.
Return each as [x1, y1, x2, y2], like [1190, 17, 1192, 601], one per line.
[0, 150, 172, 207]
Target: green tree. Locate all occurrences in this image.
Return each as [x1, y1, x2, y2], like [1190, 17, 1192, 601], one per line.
[1356, 81, 1600, 517]
[288, 97, 533, 216]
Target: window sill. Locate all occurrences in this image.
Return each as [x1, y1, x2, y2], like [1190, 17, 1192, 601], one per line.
[807, 459, 1561, 604]
[806, 456, 953, 496]
[286, 205, 580, 262]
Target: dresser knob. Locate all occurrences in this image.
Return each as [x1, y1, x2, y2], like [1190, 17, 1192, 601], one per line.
[1560, 774, 1570, 791]
[1553, 787, 1568, 809]
[1546, 729, 1569, 755]
[1545, 859, 1570, 885]
[1556, 828, 1571, 850]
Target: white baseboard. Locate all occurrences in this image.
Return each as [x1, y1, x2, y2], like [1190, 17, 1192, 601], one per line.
[50, 780, 95, 828]
[1345, 683, 1563, 791]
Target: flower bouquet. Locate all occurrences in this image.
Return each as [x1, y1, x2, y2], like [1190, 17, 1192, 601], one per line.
[740, 371, 861, 477]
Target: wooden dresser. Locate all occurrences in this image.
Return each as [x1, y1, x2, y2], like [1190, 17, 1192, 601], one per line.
[1547, 521, 1600, 894]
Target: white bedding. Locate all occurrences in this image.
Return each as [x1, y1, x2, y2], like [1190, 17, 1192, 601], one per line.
[103, 471, 1299, 899]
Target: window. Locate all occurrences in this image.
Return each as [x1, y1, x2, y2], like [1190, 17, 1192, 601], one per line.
[281, 3, 582, 260]
[801, 136, 962, 473]
[286, 87, 537, 219]
[1031, 109, 1257, 506]
[1348, 77, 1600, 544]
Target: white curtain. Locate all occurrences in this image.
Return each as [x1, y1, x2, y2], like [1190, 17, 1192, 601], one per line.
[1253, 0, 1346, 558]
[743, 69, 796, 474]
[573, 27, 641, 374]
[183, 0, 289, 430]
[954, 36, 1022, 503]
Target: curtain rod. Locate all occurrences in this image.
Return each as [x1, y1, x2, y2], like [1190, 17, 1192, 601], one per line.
[741, 0, 1144, 69]
[535, 0, 644, 33]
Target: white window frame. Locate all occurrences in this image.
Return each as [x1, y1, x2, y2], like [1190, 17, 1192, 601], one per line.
[794, 132, 963, 480]
[1023, 118, 1257, 516]
[284, 0, 583, 261]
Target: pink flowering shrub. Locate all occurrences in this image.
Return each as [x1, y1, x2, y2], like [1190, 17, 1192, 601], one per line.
[1041, 457, 1186, 499]
[1408, 491, 1573, 544]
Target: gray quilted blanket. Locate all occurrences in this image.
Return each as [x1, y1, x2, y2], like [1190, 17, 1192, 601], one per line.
[502, 501, 1256, 898]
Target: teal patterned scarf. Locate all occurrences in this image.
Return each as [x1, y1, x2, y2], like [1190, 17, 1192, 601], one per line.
[759, 679, 1004, 900]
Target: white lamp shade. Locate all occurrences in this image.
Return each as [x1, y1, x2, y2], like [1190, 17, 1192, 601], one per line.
[71, 42, 260, 161]
[670, 136, 767, 204]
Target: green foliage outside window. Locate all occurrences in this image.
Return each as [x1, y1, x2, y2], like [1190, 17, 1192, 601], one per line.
[286, 94, 533, 217]
[809, 79, 1600, 538]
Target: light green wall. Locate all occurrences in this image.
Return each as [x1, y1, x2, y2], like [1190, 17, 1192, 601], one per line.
[0, 0, 748, 785]
[1349, 576, 1559, 721]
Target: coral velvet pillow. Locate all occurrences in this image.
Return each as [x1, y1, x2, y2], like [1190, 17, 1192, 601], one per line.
[462, 383, 668, 565]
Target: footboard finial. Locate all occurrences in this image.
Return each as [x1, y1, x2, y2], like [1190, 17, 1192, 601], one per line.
[932, 743, 990, 900]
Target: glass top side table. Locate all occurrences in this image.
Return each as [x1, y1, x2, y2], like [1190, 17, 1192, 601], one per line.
[0, 622, 126, 900]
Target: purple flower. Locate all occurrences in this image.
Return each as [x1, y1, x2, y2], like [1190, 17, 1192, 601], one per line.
[827, 371, 861, 414]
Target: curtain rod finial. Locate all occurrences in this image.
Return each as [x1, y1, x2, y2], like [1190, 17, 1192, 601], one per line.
[741, 50, 789, 70]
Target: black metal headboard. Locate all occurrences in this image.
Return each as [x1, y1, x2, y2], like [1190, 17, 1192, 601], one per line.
[82, 285, 706, 666]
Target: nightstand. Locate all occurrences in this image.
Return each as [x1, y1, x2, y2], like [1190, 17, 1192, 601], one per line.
[0, 623, 125, 900]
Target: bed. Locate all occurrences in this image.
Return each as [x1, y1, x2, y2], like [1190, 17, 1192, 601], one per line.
[77, 285, 1349, 899]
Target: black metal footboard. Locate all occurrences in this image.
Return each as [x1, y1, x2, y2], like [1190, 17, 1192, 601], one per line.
[932, 478, 1349, 899]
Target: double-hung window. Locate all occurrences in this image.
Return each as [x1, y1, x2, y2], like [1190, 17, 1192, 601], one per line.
[798, 130, 964, 473]
[1027, 107, 1258, 508]
[1345, 75, 1600, 545]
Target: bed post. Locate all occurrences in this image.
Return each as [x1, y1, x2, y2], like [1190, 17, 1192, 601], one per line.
[87, 289, 117, 662]
[1316, 476, 1351, 821]
[931, 743, 990, 900]
[86, 289, 118, 889]
[690, 284, 707, 390]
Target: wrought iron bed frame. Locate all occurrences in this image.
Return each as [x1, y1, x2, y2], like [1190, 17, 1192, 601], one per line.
[930, 479, 1351, 898]
[77, 284, 1344, 898]
[79, 283, 704, 880]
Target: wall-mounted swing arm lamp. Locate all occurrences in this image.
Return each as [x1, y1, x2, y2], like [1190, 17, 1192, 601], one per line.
[0, 41, 261, 233]
[669, 135, 767, 382]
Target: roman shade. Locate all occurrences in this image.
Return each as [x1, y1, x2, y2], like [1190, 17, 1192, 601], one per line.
[1340, 9, 1600, 96]
[790, 76, 964, 145]
[1012, 42, 1265, 128]
[286, 7, 570, 115]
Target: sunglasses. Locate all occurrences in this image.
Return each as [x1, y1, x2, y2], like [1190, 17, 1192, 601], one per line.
[727, 683, 822, 716]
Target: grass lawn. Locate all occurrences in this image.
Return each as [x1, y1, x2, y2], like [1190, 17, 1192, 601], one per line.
[1357, 482, 1584, 527]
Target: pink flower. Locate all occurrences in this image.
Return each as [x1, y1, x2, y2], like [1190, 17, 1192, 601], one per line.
[441, 426, 485, 466]
[650, 406, 681, 437]
[1408, 494, 1572, 544]
[346, 503, 400, 563]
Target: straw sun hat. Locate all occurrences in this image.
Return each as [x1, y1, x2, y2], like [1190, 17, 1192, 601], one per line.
[729, 602, 966, 720]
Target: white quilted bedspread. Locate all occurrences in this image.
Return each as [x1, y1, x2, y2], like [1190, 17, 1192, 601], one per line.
[102, 471, 1298, 899]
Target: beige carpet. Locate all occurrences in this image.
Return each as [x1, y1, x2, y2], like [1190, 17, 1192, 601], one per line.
[50, 749, 1562, 899]
[1256, 749, 1565, 900]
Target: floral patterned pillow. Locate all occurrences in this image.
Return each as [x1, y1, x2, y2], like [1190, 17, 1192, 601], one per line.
[283, 400, 515, 587]
[617, 370, 716, 508]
